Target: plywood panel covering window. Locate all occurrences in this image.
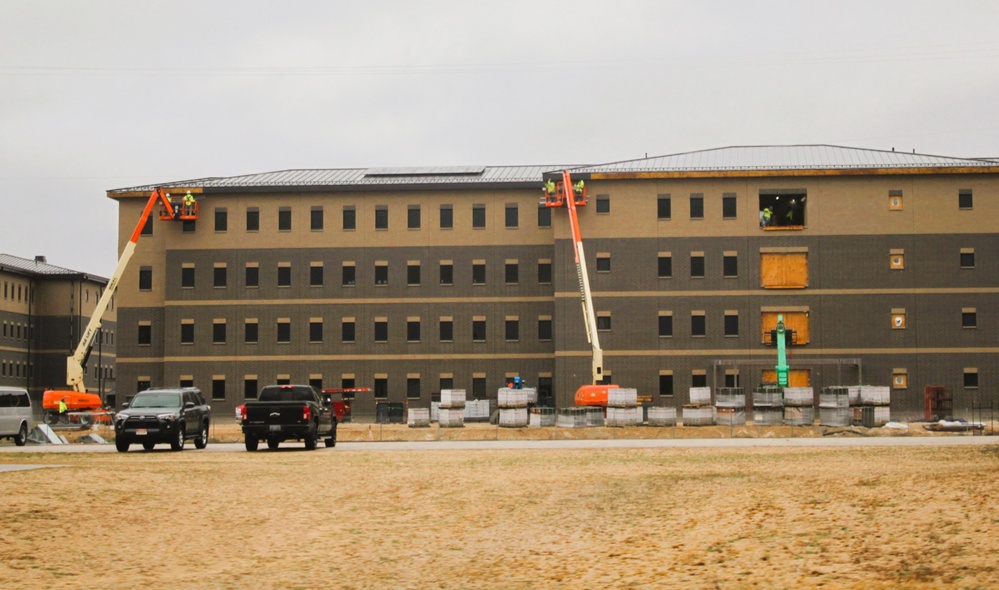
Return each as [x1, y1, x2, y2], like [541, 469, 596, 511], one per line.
[760, 311, 810, 344]
[760, 252, 808, 289]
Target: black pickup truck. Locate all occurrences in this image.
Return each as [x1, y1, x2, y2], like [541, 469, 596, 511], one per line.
[239, 384, 337, 451]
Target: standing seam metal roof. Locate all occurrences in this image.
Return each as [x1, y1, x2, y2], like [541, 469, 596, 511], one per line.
[0, 253, 107, 281]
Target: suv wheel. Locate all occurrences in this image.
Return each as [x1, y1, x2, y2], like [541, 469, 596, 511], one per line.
[170, 425, 185, 451]
[116, 438, 130, 453]
[14, 423, 28, 447]
[194, 423, 208, 449]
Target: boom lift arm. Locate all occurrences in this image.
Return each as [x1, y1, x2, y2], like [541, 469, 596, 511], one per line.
[774, 314, 790, 388]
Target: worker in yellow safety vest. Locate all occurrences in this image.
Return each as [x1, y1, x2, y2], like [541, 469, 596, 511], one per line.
[545, 179, 556, 195]
[182, 191, 196, 215]
[58, 398, 68, 414]
[574, 179, 584, 194]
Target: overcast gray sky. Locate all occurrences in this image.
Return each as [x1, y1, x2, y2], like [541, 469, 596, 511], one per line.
[3, 0, 998, 278]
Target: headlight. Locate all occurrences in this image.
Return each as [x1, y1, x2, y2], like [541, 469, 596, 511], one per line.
[157, 413, 178, 421]
[115, 413, 128, 422]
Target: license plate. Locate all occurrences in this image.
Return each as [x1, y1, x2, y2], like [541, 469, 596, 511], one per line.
[269, 425, 281, 431]
[136, 429, 148, 436]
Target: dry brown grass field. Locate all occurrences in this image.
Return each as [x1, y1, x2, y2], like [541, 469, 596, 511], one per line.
[1, 428, 998, 589]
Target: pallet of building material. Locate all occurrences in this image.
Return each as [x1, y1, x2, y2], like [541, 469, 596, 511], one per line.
[528, 407, 556, 428]
[782, 387, 814, 407]
[606, 406, 641, 427]
[440, 389, 466, 409]
[859, 385, 891, 406]
[499, 407, 529, 428]
[752, 408, 783, 426]
[607, 388, 638, 408]
[716, 407, 746, 426]
[585, 408, 606, 427]
[464, 399, 493, 422]
[819, 388, 850, 408]
[819, 407, 851, 427]
[783, 406, 815, 426]
[522, 387, 538, 405]
[646, 406, 677, 427]
[497, 388, 529, 409]
[752, 387, 784, 407]
[688, 387, 712, 406]
[682, 405, 714, 426]
[715, 387, 746, 408]
[556, 407, 588, 428]
[438, 407, 465, 428]
[407, 407, 431, 428]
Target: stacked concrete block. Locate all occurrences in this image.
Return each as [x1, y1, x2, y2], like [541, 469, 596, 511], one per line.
[438, 388, 465, 428]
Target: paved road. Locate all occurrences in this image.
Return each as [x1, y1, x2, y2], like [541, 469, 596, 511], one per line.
[1, 435, 996, 453]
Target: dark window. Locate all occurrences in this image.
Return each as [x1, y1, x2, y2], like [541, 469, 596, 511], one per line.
[439, 319, 453, 342]
[375, 207, 388, 230]
[724, 314, 739, 337]
[277, 321, 291, 343]
[182, 220, 195, 233]
[759, 191, 806, 228]
[658, 315, 673, 337]
[407, 320, 420, 342]
[374, 378, 388, 399]
[139, 267, 153, 291]
[658, 256, 672, 279]
[439, 263, 453, 285]
[692, 314, 706, 337]
[245, 266, 259, 288]
[538, 319, 552, 341]
[342, 321, 355, 343]
[595, 195, 610, 214]
[180, 378, 194, 388]
[596, 256, 610, 273]
[538, 205, 551, 228]
[214, 266, 227, 288]
[505, 263, 518, 284]
[407, 378, 421, 399]
[407, 264, 421, 286]
[472, 377, 486, 398]
[538, 262, 552, 284]
[311, 207, 324, 231]
[215, 208, 228, 232]
[962, 311, 977, 328]
[277, 266, 291, 287]
[343, 207, 356, 230]
[408, 206, 421, 230]
[137, 324, 151, 346]
[964, 370, 978, 388]
[691, 255, 705, 278]
[472, 263, 486, 285]
[278, 207, 292, 231]
[472, 320, 486, 342]
[181, 267, 195, 288]
[141, 217, 153, 235]
[723, 255, 738, 278]
[342, 265, 356, 287]
[722, 194, 737, 219]
[690, 194, 704, 219]
[245, 322, 258, 344]
[244, 378, 258, 399]
[310, 320, 323, 342]
[213, 323, 226, 344]
[505, 319, 519, 341]
[692, 374, 707, 388]
[374, 321, 388, 342]
[960, 252, 975, 268]
[959, 189, 973, 209]
[246, 208, 259, 231]
[439, 377, 453, 391]
[440, 205, 453, 229]
[505, 204, 518, 228]
[310, 377, 323, 391]
[180, 323, 194, 344]
[310, 266, 323, 287]
[597, 315, 611, 331]
[659, 374, 674, 397]
[472, 205, 486, 228]
[341, 377, 355, 389]
[657, 195, 671, 220]
[212, 379, 226, 401]
[375, 265, 388, 286]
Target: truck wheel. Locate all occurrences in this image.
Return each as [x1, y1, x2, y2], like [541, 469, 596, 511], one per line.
[44, 412, 58, 425]
[194, 423, 208, 449]
[245, 437, 259, 451]
[304, 429, 317, 450]
[116, 438, 130, 453]
[14, 423, 27, 447]
[267, 438, 280, 450]
[170, 425, 185, 451]
[142, 442, 156, 451]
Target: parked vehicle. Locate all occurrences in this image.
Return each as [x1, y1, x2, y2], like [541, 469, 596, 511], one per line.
[0, 387, 33, 446]
[240, 385, 337, 451]
[114, 388, 211, 452]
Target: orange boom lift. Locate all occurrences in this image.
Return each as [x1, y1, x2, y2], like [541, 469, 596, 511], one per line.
[543, 170, 620, 406]
[42, 188, 199, 424]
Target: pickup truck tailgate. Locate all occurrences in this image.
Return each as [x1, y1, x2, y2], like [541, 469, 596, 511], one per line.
[245, 404, 306, 425]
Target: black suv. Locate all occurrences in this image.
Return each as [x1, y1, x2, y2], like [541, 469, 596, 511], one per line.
[115, 388, 211, 452]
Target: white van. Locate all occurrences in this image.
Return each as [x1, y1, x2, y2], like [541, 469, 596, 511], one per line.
[0, 387, 33, 446]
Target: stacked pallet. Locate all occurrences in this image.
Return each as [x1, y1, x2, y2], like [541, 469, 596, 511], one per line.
[682, 386, 714, 426]
[556, 407, 588, 428]
[528, 407, 556, 428]
[407, 407, 430, 428]
[606, 388, 641, 427]
[849, 385, 891, 427]
[752, 385, 784, 425]
[497, 387, 529, 428]
[819, 386, 850, 426]
[439, 388, 465, 428]
[715, 387, 746, 426]
[646, 406, 677, 426]
[782, 387, 815, 426]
